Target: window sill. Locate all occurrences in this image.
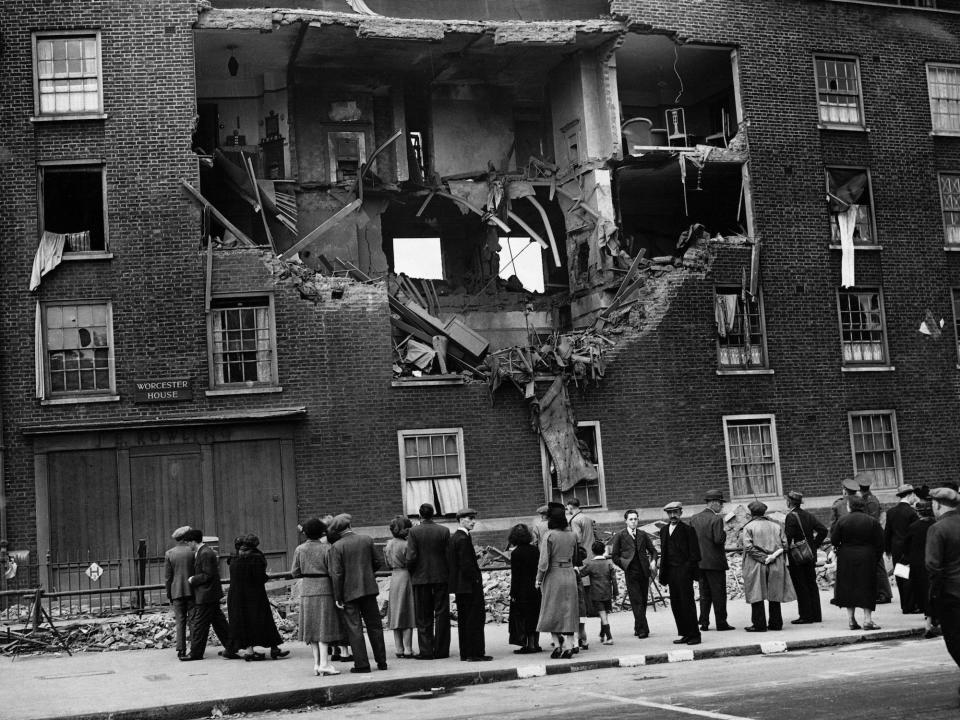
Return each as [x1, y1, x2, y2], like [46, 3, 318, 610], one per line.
[944, 246, 960, 252]
[716, 368, 774, 376]
[817, 123, 869, 133]
[205, 386, 283, 396]
[930, 129, 960, 137]
[392, 375, 466, 388]
[61, 252, 113, 261]
[841, 365, 895, 372]
[828, 244, 881, 251]
[41, 394, 119, 406]
[30, 113, 108, 123]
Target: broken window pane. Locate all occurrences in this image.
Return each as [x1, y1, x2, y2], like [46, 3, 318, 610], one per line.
[44, 301, 112, 395]
[547, 422, 603, 508]
[715, 288, 766, 369]
[837, 289, 887, 365]
[724, 417, 780, 498]
[498, 236, 545, 293]
[827, 168, 874, 245]
[814, 56, 862, 126]
[849, 412, 900, 489]
[393, 237, 444, 280]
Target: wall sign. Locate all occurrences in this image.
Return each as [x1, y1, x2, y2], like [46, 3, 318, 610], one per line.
[133, 378, 193, 402]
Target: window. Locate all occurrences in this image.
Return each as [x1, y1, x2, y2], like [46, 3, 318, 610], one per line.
[941, 174, 960, 246]
[32, 32, 103, 117]
[398, 429, 466, 517]
[722, 415, 781, 499]
[499, 236, 545, 293]
[927, 63, 960, 134]
[714, 287, 767, 369]
[848, 411, 902, 489]
[541, 421, 605, 508]
[43, 301, 114, 396]
[208, 296, 278, 387]
[392, 237, 443, 279]
[826, 168, 875, 246]
[952, 289, 960, 361]
[814, 56, 864, 128]
[39, 163, 107, 252]
[837, 288, 889, 366]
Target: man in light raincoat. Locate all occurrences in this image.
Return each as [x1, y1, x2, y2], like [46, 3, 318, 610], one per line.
[740, 501, 795, 632]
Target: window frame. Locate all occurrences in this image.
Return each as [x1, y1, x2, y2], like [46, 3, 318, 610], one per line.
[397, 427, 468, 517]
[31, 30, 105, 120]
[927, 62, 960, 135]
[940, 173, 960, 248]
[721, 414, 783, 500]
[813, 54, 866, 130]
[539, 420, 606, 509]
[714, 285, 769, 371]
[41, 298, 116, 400]
[825, 166, 878, 248]
[205, 292, 280, 391]
[951, 287, 960, 366]
[835, 287, 891, 369]
[37, 159, 110, 256]
[847, 410, 903, 490]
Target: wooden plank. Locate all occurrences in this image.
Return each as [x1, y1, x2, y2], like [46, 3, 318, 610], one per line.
[434, 191, 511, 233]
[278, 199, 362, 261]
[525, 196, 561, 267]
[180, 180, 256, 248]
[243, 153, 275, 253]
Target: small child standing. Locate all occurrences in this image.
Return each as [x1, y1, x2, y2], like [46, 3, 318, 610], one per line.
[580, 540, 618, 645]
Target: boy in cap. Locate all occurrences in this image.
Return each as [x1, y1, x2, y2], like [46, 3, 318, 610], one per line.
[448, 509, 491, 661]
[885, 484, 920, 614]
[926, 486, 960, 697]
[164, 525, 195, 659]
[688, 489, 734, 632]
[658, 501, 702, 645]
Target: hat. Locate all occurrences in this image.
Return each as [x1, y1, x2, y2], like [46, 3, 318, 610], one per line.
[748, 500, 768, 516]
[201, 535, 219, 544]
[327, 513, 352, 535]
[895, 484, 915, 497]
[456, 508, 478, 519]
[547, 501, 565, 510]
[786, 491, 803, 504]
[704, 489, 725, 502]
[841, 477, 860, 492]
[536, 505, 550, 515]
[854, 471, 873, 488]
[930, 487, 960, 506]
[171, 525, 192, 541]
[663, 501, 683, 512]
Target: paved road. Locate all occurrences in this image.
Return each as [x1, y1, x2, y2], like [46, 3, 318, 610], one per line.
[243, 638, 958, 720]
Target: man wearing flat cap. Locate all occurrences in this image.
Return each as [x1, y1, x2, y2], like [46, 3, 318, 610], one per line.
[886, 484, 920, 614]
[689, 490, 734, 632]
[658, 502, 702, 645]
[830, 478, 860, 534]
[784, 492, 827, 624]
[926, 486, 960, 692]
[448, 508, 491, 661]
[531, 505, 550, 548]
[740, 501, 795, 632]
[165, 525, 195, 659]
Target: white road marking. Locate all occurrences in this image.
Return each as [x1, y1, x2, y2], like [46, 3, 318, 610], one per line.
[618, 654, 648, 666]
[579, 690, 756, 720]
[759, 641, 787, 654]
[516, 664, 546, 678]
[666, 649, 695, 662]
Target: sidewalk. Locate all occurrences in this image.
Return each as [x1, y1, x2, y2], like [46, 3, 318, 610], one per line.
[1, 590, 928, 720]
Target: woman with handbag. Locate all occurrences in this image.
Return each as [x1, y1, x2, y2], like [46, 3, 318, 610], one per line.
[784, 491, 829, 624]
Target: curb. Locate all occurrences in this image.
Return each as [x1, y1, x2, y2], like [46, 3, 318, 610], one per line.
[33, 628, 925, 720]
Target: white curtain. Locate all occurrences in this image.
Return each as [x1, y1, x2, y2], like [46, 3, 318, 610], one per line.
[838, 204, 859, 288]
[405, 480, 434, 516]
[255, 307, 271, 382]
[433, 478, 464, 516]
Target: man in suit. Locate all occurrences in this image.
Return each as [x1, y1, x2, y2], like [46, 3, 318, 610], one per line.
[610, 508, 658, 638]
[926, 486, 960, 697]
[406, 503, 451, 659]
[886, 483, 920, 614]
[688, 489, 734, 632]
[328, 513, 388, 673]
[182, 529, 237, 661]
[658, 501, 702, 645]
[448, 508, 491, 661]
[164, 525, 195, 659]
[566, 498, 596, 561]
[784, 491, 828, 624]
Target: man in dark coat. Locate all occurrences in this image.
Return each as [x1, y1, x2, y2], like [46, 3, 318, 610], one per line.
[784, 491, 828, 624]
[406, 503, 451, 659]
[885, 483, 920, 614]
[905, 500, 936, 623]
[829, 477, 859, 533]
[610, 509, 658, 638]
[448, 508, 491, 661]
[182, 530, 237, 661]
[164, 525, 195, 659]
[658, 501, 702, 645]
[926, 486, 960, 694]
[688, 489, 734, 632]
[328, 514, 388, 673]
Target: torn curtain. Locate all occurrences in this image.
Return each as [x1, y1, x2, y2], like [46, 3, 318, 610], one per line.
[837, 204, 858, 288]
[537, 377, 599, 492]
[29, 231, 66, 291]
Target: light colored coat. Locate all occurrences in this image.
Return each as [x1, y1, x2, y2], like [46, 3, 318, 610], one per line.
[739, 516, 796, 603]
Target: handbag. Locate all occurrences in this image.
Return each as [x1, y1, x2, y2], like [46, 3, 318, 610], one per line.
[894, 563, 910, 580]
[787, 513, 815, 566]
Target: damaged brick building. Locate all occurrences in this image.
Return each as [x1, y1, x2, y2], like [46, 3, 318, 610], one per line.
[2, 0, 960, 585]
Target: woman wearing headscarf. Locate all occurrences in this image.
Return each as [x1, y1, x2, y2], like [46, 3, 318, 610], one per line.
[227, 533, 288, 660]
[291, 518, 340, 675]
[506, 523, 541, 654]
[535, 504, 579, 658]
[904, 499, 938, 636]
[384, 515, 416, 658]
[740, 501, 795, 632]
[831, 495, 884, 630]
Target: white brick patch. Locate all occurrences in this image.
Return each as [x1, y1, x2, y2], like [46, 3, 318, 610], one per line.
[760, 641, 787, 654]
[516, 664, 547, 678]
[666, 649, 695, 662]
[618, 654, 647, 667]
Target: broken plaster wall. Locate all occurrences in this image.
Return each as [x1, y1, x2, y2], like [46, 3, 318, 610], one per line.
[430, 85, 516, 178]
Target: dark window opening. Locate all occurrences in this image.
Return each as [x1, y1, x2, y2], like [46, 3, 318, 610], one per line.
[42, 165, 106, 251]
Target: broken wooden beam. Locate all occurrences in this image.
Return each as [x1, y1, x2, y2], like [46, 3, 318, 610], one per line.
[278, 199, 362, 261]
[434, 191, 511, 233]
[506, 211, 549, 250]
[524, 196, 561, 268]
[180, 180, 257, 249]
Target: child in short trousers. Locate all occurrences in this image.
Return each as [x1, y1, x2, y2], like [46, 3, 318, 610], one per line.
[580, 539, 618, 645]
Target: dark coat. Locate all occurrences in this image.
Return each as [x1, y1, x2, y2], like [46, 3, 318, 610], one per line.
[784, 507, 828, 551]
[164, 544, 194, 601]
[406, 519, 450, 585]
[688, 509, 728, 570]
[329, 531, 384, 603]
[862, 491, 881, 520]
[448, 529, 481, 594]
[926, 509, 960, 601]
[190, 544, 224, 605]
[830, 509, 883, 610]
[658, 521, 701, 585]
[884, 502, 919, 562]
[508, 543, 541, 644]
[610, 528, 658, 577]
[905, 516, 935, 614]
[227, 549, 282, 648]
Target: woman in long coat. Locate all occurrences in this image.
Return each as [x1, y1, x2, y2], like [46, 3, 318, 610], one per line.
[740, 501, 795, 632]
[535, 507, 579, 658]
[291, 518, 341, 676]
[830, 495, 884, 630]
[904, 499, 937, 628]
[507, 523, 541, 654]
[227, 533, 288, 660]
[384, 515, 416, 658]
